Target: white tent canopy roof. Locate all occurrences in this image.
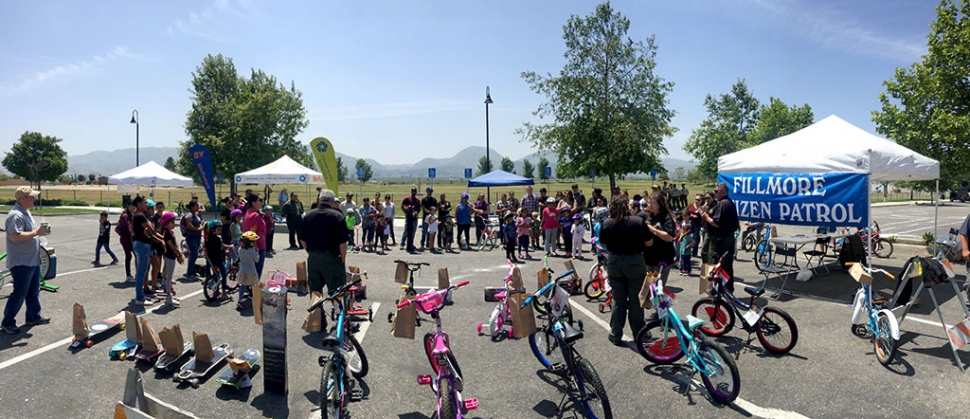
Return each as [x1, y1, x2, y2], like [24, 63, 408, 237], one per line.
[718, 115, 939, 182]
[108, 160, 193, 187]
[234, 155, 325, 184]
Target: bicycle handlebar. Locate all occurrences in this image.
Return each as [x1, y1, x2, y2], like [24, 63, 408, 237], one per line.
[307, 278, 362, 312]
[394, 260, 430, 267]
[396, 280, 470, 309]
[844, 262, 896, 280]
[522, 269, 575, 307]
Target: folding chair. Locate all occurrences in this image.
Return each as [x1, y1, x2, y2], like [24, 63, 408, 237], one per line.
[757, 245, 799, 299]
[803, 238, 831, 276]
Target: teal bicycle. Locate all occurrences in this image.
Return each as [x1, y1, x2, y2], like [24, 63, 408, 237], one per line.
[635, 278, 741, 404]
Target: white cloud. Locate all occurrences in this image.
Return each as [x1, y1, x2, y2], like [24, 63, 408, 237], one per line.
[166, 0, 254, 41]
[0, 46, 133, 95]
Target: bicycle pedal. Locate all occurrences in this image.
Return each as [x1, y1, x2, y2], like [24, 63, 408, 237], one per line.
[350, 323, 361, 334]
[463, 398, 479, 411]
[348, 380, 364, 402]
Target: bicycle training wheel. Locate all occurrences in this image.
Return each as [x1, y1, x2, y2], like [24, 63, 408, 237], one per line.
[698, 338, 741, 404]
[874, 312, 898, 366]
[635, 320, 685, 364]
[755, 307, 798, 355]
[345, 334, 369, 378]
[691, 298, 735, 336]
[319, 358, 341, 419]
[584, 265, 606, 300]
[577, 358, 613, 419]
[529, 327, 565, 371]
[874, 238, 894, 258]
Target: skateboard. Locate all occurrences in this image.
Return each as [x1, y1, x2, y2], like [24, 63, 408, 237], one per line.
[70, 312, 125, 349]
[109, 339, 141, 360]
[215, 348, 261, 389]
[133, 346, 165, 363]
[174, 343, 234, 388]
[154, 342, 194, 372]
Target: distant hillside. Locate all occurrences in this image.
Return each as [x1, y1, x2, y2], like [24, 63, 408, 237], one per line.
[68, 147, 179, 177]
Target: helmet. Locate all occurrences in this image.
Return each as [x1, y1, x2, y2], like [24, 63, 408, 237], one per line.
[241, 231, 259, 242]
[207, 220, 223, 230]
[159, 211, 177, 226]
[572, 213, 583, 220]
[346, 208, 355, 214]
[146, 199, 155, 208]
[461, 193, 469, 199]
[262, 205, 273, 211]
[230, 209, 242, 219]
[546, 197, 556, 203]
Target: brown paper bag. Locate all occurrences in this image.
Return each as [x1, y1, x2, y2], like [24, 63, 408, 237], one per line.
[193, 332, 214, 363]
[508, 293, 537, 338]
[158, 324, 184, 355]
[296, 261, 308, 285]
[124, 311, 142, 343]
[699, 263, 713, 295]
[438, 267, 450, 290]
[253, 282, 265, 325]
[302, 292, 325, 332]
[228, 358, 253, 374]
[72, 303, 89, 336]
[640, 271, 660, 309]
[140, 318, 160, 353]
[391, 295, 416, 339]
[537, 269, 550, 290]
[563, 260, 579, 279]
[395, 261, 409, 284]
[509, 266, 524, 292]
[347, 265, 361, 284]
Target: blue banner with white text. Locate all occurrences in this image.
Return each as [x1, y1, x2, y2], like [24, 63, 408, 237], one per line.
[717, 172, 869, 228]
[190, 144, 217, 212]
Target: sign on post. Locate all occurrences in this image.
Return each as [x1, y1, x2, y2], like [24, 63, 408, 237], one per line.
[544, 166, 552, 178]
[357, 167, 366, 180]
[464, 168, 472, 179]
[649, 169, 657, 180]
[428, 168, 436, 179]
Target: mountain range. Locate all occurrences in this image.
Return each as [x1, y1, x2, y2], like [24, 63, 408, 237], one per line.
[64, 146, 695, 180]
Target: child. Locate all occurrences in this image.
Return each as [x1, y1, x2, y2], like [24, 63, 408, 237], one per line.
[570, 213, 585, 260]
[94, 211, 119, 266]
[262, 205, 275, 255]
[503, 213, 518, 262]
[204, 220, 233, 298]
[345, 208, 357, 250]
[236, 231, 260, 310]
[425, 206, 438, 252]
[375, 214, 388, 254]
[229, 209, 243, 253]
[159, 212, 184, 307]
[679, 223, 694, 276]
[443, 214, 455, 252]
[515, 208, 531, 260]
[559, 207, 573, 256]
[530, 211, 541, 251]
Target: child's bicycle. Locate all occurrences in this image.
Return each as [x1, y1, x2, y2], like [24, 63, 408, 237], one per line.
[475, 215, 497, 251]
[477, 259, 521, 339]
[398, 281, 480, 419]
[846, 262, 900, 366]
[202, 249, 239, 302]
[0, 253, 9, 292]
[635, 277, 741, 404]
[523, 267, 612, 419]
[584, 238, 612, 313]
[532, 256, 580, 318]
[310, 277, 369, 418]
[753, 224, 774, 269]
[692, 252, 798, 355]
[858, 221, 894, 259]
[387, 260, 430, 326]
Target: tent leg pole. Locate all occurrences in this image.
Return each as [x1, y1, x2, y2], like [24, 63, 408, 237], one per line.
[934, 179, 940, 256]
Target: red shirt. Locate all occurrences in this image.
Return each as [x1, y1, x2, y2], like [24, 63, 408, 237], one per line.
[242, 209, 267, 250]
[541, 206, 559, 229]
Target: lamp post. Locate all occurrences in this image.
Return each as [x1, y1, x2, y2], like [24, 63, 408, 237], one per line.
[485, 86, 493, 202]
[130, 109, 139, 166]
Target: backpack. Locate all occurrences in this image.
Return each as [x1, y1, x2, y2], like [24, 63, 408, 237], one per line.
[180, 215, 189, 236]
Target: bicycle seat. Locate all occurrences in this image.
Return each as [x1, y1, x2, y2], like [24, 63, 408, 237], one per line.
[562, 322, 585, 343]
[685, 315, 706, 331]
[744, 287, 765, 298]
[320, 334, 340, 349]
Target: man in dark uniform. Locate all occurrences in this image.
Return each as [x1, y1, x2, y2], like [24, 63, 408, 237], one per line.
[282, 192, 304, 249]
[420, 187, 438, 250]
[702, 183, 740, 292]
[599, 195, 654, 346]
[402, 188, 421, 252]
[300, 190, 347, 329]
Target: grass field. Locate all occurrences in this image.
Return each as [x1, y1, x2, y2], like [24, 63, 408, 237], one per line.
[0, 205, 104, 215]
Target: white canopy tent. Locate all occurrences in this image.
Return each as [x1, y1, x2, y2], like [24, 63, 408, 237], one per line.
[108, 160, 194, 187]
[234, 155, 325, 185]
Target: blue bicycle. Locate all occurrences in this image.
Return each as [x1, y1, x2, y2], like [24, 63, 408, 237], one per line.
[309, 277, 368, 418]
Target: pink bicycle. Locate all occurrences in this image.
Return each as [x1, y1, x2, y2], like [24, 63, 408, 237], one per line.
[398, 281, 480, 419]
[477, 259, 520, 338]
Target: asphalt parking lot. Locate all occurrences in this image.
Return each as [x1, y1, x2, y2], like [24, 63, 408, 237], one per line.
[1, 207, 969, 419]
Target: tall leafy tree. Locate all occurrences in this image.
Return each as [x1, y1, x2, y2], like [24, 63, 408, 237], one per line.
[179, 54, 310, 190]
[76, 174, 86, 182]
[683, 79, 760, 181]
[354, 158, 373, 182]
[748, 97, 814, 147]
[476, 156, 493, 176]
[164, 156, 177, 172]
[500, 156, 515, 173]
[522, 159, 535, 179]
[519, 2, 676, 192]
[2, 131, 68, 189]
[336, 157, 348, 182]
[873, 0, 970, 190]
[537, 156, 550, 181]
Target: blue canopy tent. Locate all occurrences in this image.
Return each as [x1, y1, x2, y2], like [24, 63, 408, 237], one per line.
[467, 170, 535, 187]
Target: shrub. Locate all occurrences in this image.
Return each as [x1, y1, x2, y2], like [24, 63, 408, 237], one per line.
[920, 232, 935, 245]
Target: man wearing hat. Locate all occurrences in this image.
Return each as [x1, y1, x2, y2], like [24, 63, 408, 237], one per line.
[300, 189, 347, 312]
[340, 192, 360, 227]
[420, 187, 438, 250]
[401, 188, 421, 252]
[3, 187, 51, 334]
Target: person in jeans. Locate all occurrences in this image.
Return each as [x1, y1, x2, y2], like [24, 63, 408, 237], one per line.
[182, 200, 203, 278]
[701, 183, 740, 292]
[2, 186, 51, 335]
[94, 211, 119, 266]
[359, 197, 377, 252]
[281, 192, 304, 249]
[130, 196, 155, 306]
[300, 189, 348, 329]
[598, 194, 654, 346]
[402, 188, 421, 252]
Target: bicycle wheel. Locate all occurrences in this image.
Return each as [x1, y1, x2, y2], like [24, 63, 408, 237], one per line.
[756, 307, 798, 354]
[439, 378, 457, 419]
[874, 311, 898, 366]
[202, 273, 221, 302]
[424, 332, 462, 379]
[741, 235, 757, 252]
[319, 357, 341, 419]
[584, 265, 605, 299]
[635, 320, 685, 364]
[529, 327, 566, 371]
[691, 298, 735, 336]
[345, 334, 369, 378]
[873, 238, 894, 258]
[577, 358, 613, 419]
[698, 338, 741, 404]
[755, 242, 772, 269]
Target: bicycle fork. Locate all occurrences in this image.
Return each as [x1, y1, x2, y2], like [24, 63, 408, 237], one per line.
[416, 336, 479, 416]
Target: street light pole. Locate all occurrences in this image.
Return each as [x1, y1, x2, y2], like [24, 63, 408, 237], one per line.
[485, 86, 493, 203]
[130, 109, 139, 166]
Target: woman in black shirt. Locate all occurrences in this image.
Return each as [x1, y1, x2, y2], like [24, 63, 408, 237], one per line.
[643, 195, 677, 282]
[598, 195, 654, 346]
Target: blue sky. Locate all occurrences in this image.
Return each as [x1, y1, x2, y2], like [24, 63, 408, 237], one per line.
[0, 0, 938, 167]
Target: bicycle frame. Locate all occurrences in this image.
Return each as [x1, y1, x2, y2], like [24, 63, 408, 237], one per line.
[651, 281, 721, 377]
[479, 260, 518, 337]
[850, 282, 900, 341]
[754, 224, 774, 269]
[311, 278, 365, 418]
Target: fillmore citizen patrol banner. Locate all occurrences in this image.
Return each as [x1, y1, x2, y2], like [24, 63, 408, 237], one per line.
[717, 172, 868, 228]
[310, 137, 338, 195]
[189, 144, 218, 212]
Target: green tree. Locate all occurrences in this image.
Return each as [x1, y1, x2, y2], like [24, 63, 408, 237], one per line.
[519, 2, 676, 192]
[76, 174, 86, 182]
[873, 0, 970, 191]
[500, 156, 515, 173]
[164, 156, 177, 172]
[748, 97, 814, 147]
[336, 157, 348, 182]
[88, 173, 96, 183]
[673, 167, 686, 181]
[537, 156, 550, 181]
[179, 54, 310, 190]
[354, 158, 373, 182]
[476, 155, 493, 176]
[683, 79, 760, 181]
[521, 158, 535, 179]
[2, 131, 68, 189]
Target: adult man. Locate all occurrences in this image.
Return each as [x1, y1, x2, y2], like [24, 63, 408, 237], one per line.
[437, 193, 451, 249]
[496, 193, 511, 244]
[277, 188, 288, 209]
[571, 184, 586, 211]
[130, 196, 155, 306]
[183, 201, 204, 278]
[669, 184, 681, 210]
[340, 193, 359, 227]
[521, 185, 539, 216]
[402, 188, 421, 252]
[702, 183, 740, 291]
[538, 187, 549, 204]
[2, 187, 51, 334]
[420, 187, 438, 249]
[680, 183, 689, 209]
[300, 189, 348, 330]
[281, 192, 304, 249]
[507, 191, 519, 214]
[687, 194, 703, 256]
